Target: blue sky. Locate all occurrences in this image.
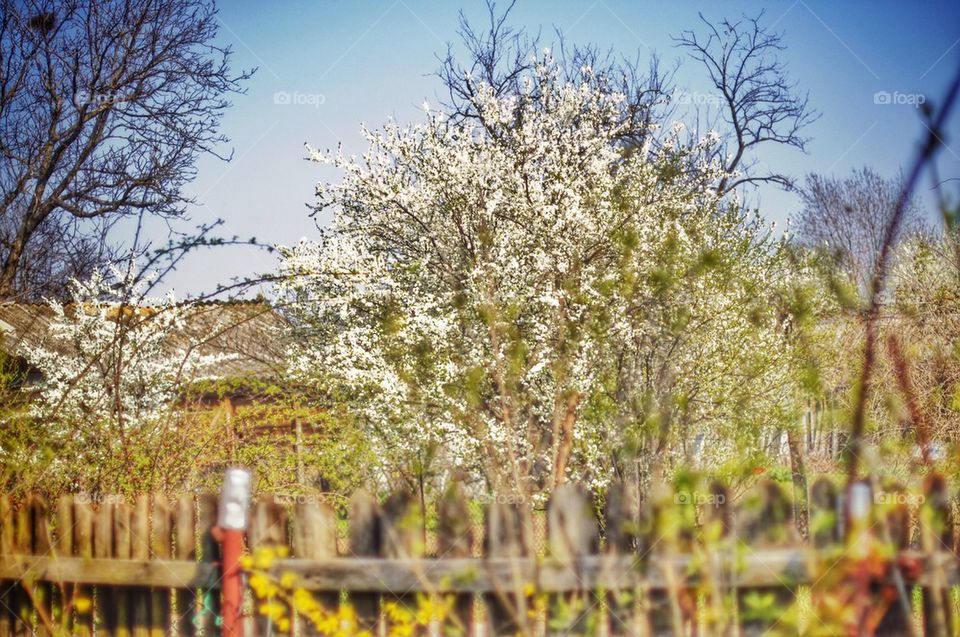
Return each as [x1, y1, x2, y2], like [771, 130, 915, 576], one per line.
[156, 0, 960, 296]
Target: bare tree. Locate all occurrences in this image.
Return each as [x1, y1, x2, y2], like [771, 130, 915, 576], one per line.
[795, 167, 923, 294]
[674, 12, 818, 194]
[435, 0, 673, 150]
[0, 0, 253, 300]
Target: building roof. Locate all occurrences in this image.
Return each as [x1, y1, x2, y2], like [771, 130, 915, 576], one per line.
[0, 301, 289, 380]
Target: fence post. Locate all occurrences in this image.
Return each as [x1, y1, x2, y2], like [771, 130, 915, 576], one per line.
[218, 468, 252, 637]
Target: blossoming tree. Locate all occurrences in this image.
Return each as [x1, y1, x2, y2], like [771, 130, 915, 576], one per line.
[279, 57, 801, 498]
[15, 263, 227, 493]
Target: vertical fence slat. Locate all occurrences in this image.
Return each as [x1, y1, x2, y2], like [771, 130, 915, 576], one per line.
[0, 495, 11, 637]
[604, 481, 639, 637]
[437, 480, 473, 636]
[54, 495, 74, 635]
[28, 495, 53, 634]
[809, 477, 841, 636]
[74, 497, 95, 637]
[381, 491, 424, 636]
[547, 484, 599, 636]
[645, 489, 677, 637]
[347, 490, 381, 634]
[702, 482, 732, 637]
[174, 495, 198, 637]
[248, 495, 290, 636]
[875, 483, 913, 636]
[149, 495, 172, 637]
[921, 474, 952, 637]
[484, 494, 532, 636]
[197, 493, 219, 637]
[735, 480, 797, 637]
[292, 497, 338, 636]
[93, 500, 115, 637]
[12, 498, 30, 636]
[131, 495, 150, 637]
[114, 500, 132, 637]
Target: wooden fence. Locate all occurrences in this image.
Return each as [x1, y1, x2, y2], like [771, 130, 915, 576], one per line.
[0, 475, 958, 636]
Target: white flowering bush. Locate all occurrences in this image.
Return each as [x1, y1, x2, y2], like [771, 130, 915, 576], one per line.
[279, 57, 801, 496]
[13, 263, 227, 492]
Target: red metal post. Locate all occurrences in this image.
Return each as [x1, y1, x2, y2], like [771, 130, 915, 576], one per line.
[220, 528, 244, 636]
[218, 468, 252, 637]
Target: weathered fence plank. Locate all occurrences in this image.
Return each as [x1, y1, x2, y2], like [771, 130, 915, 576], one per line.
[114, 500, 133, 637]
[291, 497, 338, 636]
[437, 480, 474, 636]
[174, 495, 198, 637]
[131, 495, 150, 637]
[347, 490, 381, 633]
[74, 497, 95, 637]
[484, 494, 532, 636]
[0, 496, 12, 637]
[921, 474, 952, 637]
[604, 480, 639, 637]
[547, 484, 599, 636]
[93, 500, 115, 637]
[736, 480, 798, 637]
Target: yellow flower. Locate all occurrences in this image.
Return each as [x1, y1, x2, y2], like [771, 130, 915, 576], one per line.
[74, 597, 92, 614]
